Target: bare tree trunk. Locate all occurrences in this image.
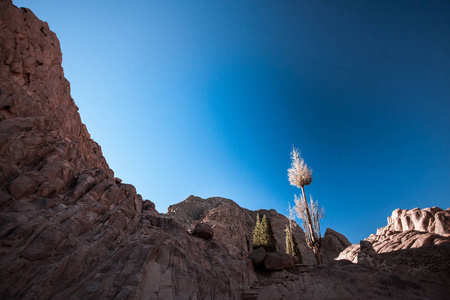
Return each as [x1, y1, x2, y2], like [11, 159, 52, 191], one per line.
[301, 186, 315, 242]
[313, 246, 323, 265]
[301, 186, 323, 265]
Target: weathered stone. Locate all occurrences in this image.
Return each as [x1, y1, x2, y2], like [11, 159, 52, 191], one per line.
[322, 227, 352, 262]
[165, 195, 344, 264]
[0, 2, 257, 298]
[248, 247, 267, 265]
[338, 207, 450, 263]
[193, 222, 214, 239]
[142, 199, 156, 210]
[263, 253, 295, 270]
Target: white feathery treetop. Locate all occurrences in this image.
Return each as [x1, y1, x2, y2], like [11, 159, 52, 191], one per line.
[288, 147, 312, 188]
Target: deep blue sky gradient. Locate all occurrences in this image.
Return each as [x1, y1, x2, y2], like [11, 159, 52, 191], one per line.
[13, 0, 450, 243]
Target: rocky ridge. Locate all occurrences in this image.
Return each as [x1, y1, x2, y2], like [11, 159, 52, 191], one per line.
[165, 195, 351, 265]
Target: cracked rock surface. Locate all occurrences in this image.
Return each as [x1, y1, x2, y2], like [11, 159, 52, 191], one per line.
[0, 2, 255, 299]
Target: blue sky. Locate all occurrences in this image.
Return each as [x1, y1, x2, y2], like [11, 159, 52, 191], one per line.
[14, 0, 450, 244]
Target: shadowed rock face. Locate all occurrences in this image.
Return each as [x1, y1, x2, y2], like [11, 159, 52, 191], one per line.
[0, 2, 256, 299]
[338, 207, 450, 263]
[321, 228, 351, 262]
[165, 195, 349, 265]
[0, 3, 112, 205]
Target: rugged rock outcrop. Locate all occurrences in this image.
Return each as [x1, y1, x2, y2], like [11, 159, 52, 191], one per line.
[165, 195, 348, 265]
[0, 2, 256, 298]
[165, 196, 258, 259]
[338, 207, 450, 263]
[321, 227, 351, 263]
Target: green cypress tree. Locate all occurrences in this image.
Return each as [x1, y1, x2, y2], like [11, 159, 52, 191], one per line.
[286, 225, 294, 255]
[260, 214, 277, 252]
[252, 213, 262, 250]
[253, 214, 277, 252]
[286, 225, 303, 263]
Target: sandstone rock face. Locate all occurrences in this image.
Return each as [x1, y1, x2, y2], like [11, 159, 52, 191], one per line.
[166, 195, 257, 258]
[166, 195, 347, 265]
[193, 222, 214, 239]
[0, 2, 257, 298]
[384, 207, 450, 237]
[0, 3, 111, 203]
[338, 207, 450, 263]
[321, 227, 351, 263]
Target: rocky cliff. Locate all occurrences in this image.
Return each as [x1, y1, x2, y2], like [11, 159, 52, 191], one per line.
[0, 2, 255, 298]
[165, 195, 350, 265]
[1, 1, 449, 299]
[338, 207, 450, 263]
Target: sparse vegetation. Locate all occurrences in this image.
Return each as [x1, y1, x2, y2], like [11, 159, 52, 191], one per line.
[253, 213, 277, 252]
[285, 225, 302, 263]
[288, 147, 324, 265]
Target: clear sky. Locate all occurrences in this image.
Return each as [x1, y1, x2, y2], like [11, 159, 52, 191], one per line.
[13, 0, 450, 244]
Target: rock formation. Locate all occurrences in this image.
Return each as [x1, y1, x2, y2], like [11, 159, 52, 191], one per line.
[0, 2, 256, 298]
[165, 195, 349, 265]
[338, 207, 450, 263]
[193, 222, 214, 239]
[1, 1, 449, 299]
[321, 227, 351, 263]
[333, 207, 450, 298]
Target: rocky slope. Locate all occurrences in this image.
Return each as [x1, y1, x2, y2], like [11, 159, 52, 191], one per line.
[1, 1, 450, 299]
[338, 207, 450, 263]
[0, 2, 255, 298]
[165, 195, 351, 265]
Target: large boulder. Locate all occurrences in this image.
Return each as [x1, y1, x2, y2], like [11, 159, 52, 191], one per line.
[322, 228, 352, 262]
[263, 253, 295, 271]
[193, 222, 214, 239]
[248, 247, 267, 266]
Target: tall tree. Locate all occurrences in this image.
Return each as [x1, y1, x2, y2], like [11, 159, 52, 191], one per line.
[288, 147, 324, 265]
[252, 214, 277, 252]
[285, 225, 302, 263]
[252, 213, 262, 250]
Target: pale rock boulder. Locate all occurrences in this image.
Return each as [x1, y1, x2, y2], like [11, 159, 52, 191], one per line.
[338, 207, 450, 263]
[384, 207, 450, 236]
